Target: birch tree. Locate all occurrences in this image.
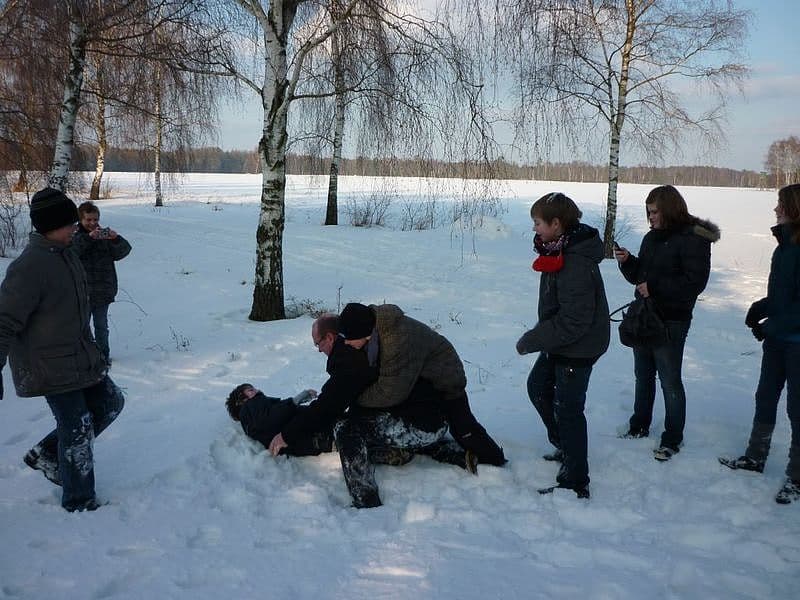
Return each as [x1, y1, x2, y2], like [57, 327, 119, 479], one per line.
[5, 1, 211, 192]
[765, 136, 800, 188]
[225, 0, 356, 320]
[0, 0, 64, 190]
[299, 2, 487, 227]
[500, 0, 748, 255]
[208, 0, 495, 321]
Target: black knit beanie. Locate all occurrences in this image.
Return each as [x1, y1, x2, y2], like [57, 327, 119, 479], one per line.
[30, 187, 79, 234]
[339, 303, 376, 340]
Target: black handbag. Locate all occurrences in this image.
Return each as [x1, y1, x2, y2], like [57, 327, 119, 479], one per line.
[613, 297, 668, 348]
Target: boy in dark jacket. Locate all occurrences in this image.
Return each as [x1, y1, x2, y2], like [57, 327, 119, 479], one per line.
[0, 188, 125, 512]
[226, 384, 332, 456]
[71, 201, 132, 363]
[516, 192, 610, 499]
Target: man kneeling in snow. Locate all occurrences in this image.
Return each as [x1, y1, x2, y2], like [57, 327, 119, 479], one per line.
[266, 313, 479, 508]
[225, 384, 332, 457]
[331, 303, 507, 508]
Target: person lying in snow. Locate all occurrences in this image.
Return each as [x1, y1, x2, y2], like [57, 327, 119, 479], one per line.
[225, 384, 332, 456]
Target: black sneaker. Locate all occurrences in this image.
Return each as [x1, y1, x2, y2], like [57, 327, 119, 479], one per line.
[653, 446, 679, 461]
[718, 455, 764, 473]
[542, 449, 564, 462]
[352, 490, 382, 509]
[775, 479, 800, 505]
[619, 427, 649, 439]
[66, 498, 104, 512]
[23, 447, 61, 486]
[538, 483, 590, 499]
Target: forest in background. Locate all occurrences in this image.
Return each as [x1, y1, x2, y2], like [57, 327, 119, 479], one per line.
[29, 144, 769, 189]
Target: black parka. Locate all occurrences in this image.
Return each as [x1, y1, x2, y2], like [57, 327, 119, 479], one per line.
[281, 337, 377, 445]
[619, 217, 720, 321]
[749, 223, 800, 340]
[516, 224, 611, 362]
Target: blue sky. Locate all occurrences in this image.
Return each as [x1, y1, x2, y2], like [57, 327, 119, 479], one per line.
[715, 0, 800, 171]
[215, 1, 799, 172]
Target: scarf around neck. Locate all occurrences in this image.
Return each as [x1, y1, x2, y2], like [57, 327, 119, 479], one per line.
[532, 232, 568, 272]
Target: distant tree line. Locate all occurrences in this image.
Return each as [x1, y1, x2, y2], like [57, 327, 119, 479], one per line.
[36, 145, 766, 189]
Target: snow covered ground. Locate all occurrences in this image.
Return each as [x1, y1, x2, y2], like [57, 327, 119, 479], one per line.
[0, 173, 797, 599]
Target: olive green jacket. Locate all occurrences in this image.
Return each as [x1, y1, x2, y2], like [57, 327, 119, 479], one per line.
[356, 304, 467, 409]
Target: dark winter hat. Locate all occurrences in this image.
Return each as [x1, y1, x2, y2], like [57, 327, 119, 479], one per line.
[339, 303, 376, 340]
[30, 187, 79, 234]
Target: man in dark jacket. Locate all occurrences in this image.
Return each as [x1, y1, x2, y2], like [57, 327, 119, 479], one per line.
[0, 188, 125, 512]
[264, 314, 377, 457]
[71, 201, 132, 363]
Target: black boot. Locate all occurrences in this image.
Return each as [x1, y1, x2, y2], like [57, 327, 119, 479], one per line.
[419, 440, 478, 474]
[23, 446, 61, 486]
[775, 479, 800, 505]
[441, 394, 507, 466]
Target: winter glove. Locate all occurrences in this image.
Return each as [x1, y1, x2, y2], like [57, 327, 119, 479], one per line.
[751, 323, 765, 342]
[292, 389, 317, 405]
[745, 300, 766, 329]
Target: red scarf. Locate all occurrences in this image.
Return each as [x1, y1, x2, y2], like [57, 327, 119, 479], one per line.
[532, 232, 567, 272]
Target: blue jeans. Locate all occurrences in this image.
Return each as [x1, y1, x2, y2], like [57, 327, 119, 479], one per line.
[40, 376, 125, 511]
[91, 303, 110, 360]
[753, 337, 800, 480]
[630, 320, 691, 450]
[527, 353, 593, 489]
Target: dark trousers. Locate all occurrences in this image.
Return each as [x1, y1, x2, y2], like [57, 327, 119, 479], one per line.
[527, 353, 592, 489]
[91, 303, 111, 360]
[334, 412, 448, 507]
[439, 394, 506, 465]
[39, 376, 125, 511]
[750, 337, 800, 480]
[631, 320, 691, 449]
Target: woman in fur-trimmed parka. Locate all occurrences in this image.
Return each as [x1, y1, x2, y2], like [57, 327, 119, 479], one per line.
[614, 185, 720, 461]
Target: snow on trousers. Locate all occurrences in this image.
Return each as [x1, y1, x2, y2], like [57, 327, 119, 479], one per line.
[334, 412, 448, 507]
[38, 376, 125, 511]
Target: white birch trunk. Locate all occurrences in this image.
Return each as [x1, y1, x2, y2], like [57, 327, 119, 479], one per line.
[154, 85, 164, 207]
[49, 19, 88, 191]
[325, 31, 345, 226]
[603, 0, 636, 258]
[249, 1, 298, 321]
[90, 92, 106, 200]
